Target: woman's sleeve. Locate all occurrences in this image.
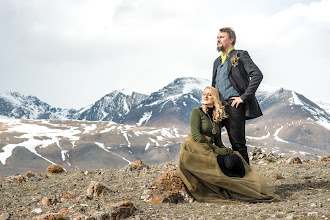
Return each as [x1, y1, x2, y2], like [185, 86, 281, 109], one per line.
[190, 108, 205, 142]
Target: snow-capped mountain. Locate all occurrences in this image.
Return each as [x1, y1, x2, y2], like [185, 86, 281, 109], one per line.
[0, 91, 77, 119]
[315, 100, 330, 115]
[77, 89, 148, 122]
[1, 77, 330, 177]
[244, 86, 330, 158]
[0, 118, 186, 177]
[123, 77, 210, 128]
[255, 86, 330, 129]
[0, 90, 148, 123]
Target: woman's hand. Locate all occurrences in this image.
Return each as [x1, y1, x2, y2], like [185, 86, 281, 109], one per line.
[214, 147, 233, 155]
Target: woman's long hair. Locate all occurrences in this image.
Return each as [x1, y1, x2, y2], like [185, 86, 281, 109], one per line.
[201, 86, 227, 123]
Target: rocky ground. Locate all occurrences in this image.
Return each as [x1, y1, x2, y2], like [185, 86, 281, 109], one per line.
[0, 153, 329, 220]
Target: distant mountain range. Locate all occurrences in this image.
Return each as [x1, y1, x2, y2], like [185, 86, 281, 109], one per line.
[0, 78, 211, 127]
[1, 77, 329, 127]
[1, 77, 329, 176]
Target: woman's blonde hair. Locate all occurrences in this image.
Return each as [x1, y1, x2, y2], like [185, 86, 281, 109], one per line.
[201, 86, 227, 123]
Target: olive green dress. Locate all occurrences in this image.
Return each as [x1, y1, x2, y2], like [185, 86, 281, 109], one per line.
[178, 108, 280, 203]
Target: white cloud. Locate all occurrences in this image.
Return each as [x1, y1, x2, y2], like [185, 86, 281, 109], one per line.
[0, 0, 329, 108]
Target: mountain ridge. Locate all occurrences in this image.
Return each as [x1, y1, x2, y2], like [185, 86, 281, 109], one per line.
[1, 78, 329, 128]
[1, 77, 329, 177]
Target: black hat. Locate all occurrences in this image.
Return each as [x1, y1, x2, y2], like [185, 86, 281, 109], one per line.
[217, 154, 245, 178]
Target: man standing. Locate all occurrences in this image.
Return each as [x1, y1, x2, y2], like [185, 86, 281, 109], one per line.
[212, 27, 263, 164]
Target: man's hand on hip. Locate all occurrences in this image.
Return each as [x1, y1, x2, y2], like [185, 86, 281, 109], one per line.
[230, 97, 244, 108]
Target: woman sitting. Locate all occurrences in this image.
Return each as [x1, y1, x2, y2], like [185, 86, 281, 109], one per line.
[178, 86, 279, 203]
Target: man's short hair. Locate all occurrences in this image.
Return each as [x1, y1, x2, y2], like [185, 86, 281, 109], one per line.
[219, 27, 236, 46]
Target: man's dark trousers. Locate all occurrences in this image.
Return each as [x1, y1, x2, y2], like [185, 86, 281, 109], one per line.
[222, 102, 249, 164]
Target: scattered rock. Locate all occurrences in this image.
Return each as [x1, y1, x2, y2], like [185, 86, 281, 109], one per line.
[34, 208, 90, 220]
[2, 158, 329, 219]
[46, 164, 65, 174]
[41, 197, 57, 206]
[76, 195, 90, 201]
[251, 147, 263, 158]
[87, 181, 112, 198]
[24, 171, 41, 182]
[105, 201, 137, 219]
[307, 211, 319, 216]
[59, 208, 76, 216]
[292, 157, 302, 164]
[31, 208, 43, 214]
[61, 192, 79, 201]
[250, 147, 280, 162]
[92, 211, 109, 219]
[41, 197, 52, 206]
[5, 174, 25, 184]
[274, 173, 284, 179]
[5, 172, 47, 184]
[142, 169, 194, 204]
[0, 213, 11, 220]
[310, 202, 318, 207]
[320, 156, 330, 161]
[33, 212, 65, 220]
[60, 208, 89, 219]
[124, 160, 149, 171]
[283, 157, 304, 164]
[33, 203, 136, 220]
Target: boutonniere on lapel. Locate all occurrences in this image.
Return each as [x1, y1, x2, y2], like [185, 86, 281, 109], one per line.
[230, 51, 240, 67]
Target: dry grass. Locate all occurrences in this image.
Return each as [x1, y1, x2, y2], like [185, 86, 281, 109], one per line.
[0, 158, 329, 219]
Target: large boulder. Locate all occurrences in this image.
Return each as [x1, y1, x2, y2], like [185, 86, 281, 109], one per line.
[123, 160, 149, 172]
[105, 201, 137, 219]
[46, 164, 65, 174]
[142, 169, 194, 204]
[87, 181, 112, 198]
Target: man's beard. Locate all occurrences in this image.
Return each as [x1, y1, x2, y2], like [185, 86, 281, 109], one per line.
[217, 46, 224, 52]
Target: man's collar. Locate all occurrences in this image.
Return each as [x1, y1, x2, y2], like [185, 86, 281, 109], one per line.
[221, 46, 235, 63]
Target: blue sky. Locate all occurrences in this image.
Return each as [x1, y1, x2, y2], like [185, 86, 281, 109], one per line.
[1, 0, 329, 108]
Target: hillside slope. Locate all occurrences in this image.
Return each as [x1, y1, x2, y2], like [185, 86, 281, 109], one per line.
[0, 157, 329, 219]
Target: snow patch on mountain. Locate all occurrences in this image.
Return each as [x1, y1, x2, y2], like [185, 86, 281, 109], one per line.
[61, 150, 69, 161]
[156, 136, 164, 141]
[0, 91, 78, 120]
[149, 137, 160, 146]
[145, 142, 150, 151]
[118, 89, 134, 97]
[82, 124, 97, 134]
[122, 132, 131, 147]
[95, 142, 131, 163]
[258, 84, 280, 94]
[137, 111, 152, 126]
[78, 104, 93, 114]
[1, 91, 23, 106]
[278, 90, 330, 131]
[316, 118, 330, 130]
[189, 94, 200, 103]
[146, 94, 182, 107]
[246, 132, 270, 140]
[100, 126, 116, 133]
[274, 126, 289, 143]
[181, 78, 210, 94]
[315, 100, 330, 115]
[95, 142, 110, 152]
[289, 91, 304, 105]
[0, 120, 81, 165]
